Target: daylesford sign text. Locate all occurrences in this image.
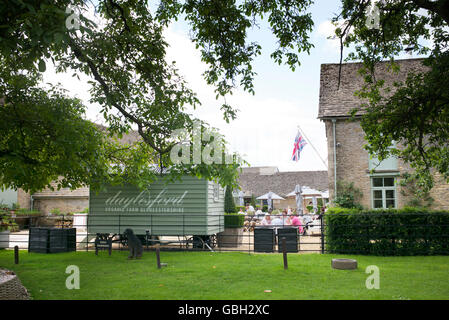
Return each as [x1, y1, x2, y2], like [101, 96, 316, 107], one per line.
[104, 189, 189, 213]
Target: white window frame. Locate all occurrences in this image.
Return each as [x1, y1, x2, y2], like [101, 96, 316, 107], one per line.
[371, 176, 397, 209]
[368, 141, 398, 171]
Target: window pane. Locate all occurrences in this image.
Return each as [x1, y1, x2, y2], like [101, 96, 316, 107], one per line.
[373, 178, 383, 187]
[386, 190, 395, 200]
[374, 200, 383, 208]
[386, 199, 395, 208]
[384, 178, 394, 187]
[374, 190, 383, 199]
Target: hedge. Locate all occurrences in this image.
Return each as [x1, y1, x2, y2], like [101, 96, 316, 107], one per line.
[324, 207, 449, 256]
[224, 213, 245, 228]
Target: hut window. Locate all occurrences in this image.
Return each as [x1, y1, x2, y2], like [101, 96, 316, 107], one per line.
[213, 183, 220, 202]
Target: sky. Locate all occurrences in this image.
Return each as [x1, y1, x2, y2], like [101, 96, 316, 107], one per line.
[42, 2, 368, 173]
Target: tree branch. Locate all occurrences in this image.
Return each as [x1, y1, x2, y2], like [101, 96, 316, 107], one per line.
[67, 37, 176, 155]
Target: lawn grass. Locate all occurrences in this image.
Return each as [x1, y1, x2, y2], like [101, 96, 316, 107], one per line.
[1, 249, 448, 300]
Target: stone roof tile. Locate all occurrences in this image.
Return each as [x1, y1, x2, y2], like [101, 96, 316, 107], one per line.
[318, 58, 427, 119]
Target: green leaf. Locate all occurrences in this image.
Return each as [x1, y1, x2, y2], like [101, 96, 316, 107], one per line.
[38, 60, 46, 72]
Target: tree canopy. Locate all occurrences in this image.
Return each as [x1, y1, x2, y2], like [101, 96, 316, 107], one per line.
[0, 0, 448, 194]
[0, 68, 109, 192]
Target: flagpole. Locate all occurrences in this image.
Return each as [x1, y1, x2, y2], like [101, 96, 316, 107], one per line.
[297, 125, 328, 169]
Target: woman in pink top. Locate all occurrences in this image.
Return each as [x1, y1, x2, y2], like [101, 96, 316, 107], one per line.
[290, 214, 303, 234]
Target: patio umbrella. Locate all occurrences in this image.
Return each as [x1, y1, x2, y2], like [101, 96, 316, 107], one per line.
[257, 192, 285, 211]
[238, 190, 244, 206]
[256, 192, 285, 200]
[267, 192, 273, 211]
[294, 185, 303, 215]
[312, 196, 318, 213]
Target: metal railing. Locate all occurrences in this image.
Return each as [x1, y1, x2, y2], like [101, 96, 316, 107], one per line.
[0, 213, 325, 254]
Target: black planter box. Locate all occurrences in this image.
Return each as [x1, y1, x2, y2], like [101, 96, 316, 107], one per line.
[254, 227, 275, 253]
[277, 227, 299, 253]
[29, 227, 76, 253]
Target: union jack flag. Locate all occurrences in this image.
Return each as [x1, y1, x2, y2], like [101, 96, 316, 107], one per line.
[292, 131, 307, 162]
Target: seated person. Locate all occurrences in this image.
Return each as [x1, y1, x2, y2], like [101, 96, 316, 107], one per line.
[238, 208, 245, 215]
[303, 214, 313, 224]
[253, 207, 263, 222]
[271, 215, 284, 226]
[290, 214, 304, 234]
[261, 214, 272, 226]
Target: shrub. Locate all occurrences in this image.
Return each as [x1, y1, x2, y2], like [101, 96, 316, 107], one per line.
[324, 207, 449, 256]
[334, 181, 363, 209]
[49, 208, 72, 216]
[399, 172, 435, 208]
[0, 215, 19, 232]
[50, 208, 62, 216]
[224, 213, 245, 228]
[15, 209, 42, 216]
[236, 206, 246, 212]
[262, 205, 268, 212]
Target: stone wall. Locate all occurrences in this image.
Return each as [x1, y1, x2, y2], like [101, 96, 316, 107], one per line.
[17, 189, 31, 210]
[429, 173, 449, 211]
[325, 118, 371, 208]
[30, 178, 89, 214]
[33, 197, 89, 215]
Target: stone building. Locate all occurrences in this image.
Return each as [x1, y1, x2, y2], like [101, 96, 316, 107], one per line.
[318, 58, 449, 210]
